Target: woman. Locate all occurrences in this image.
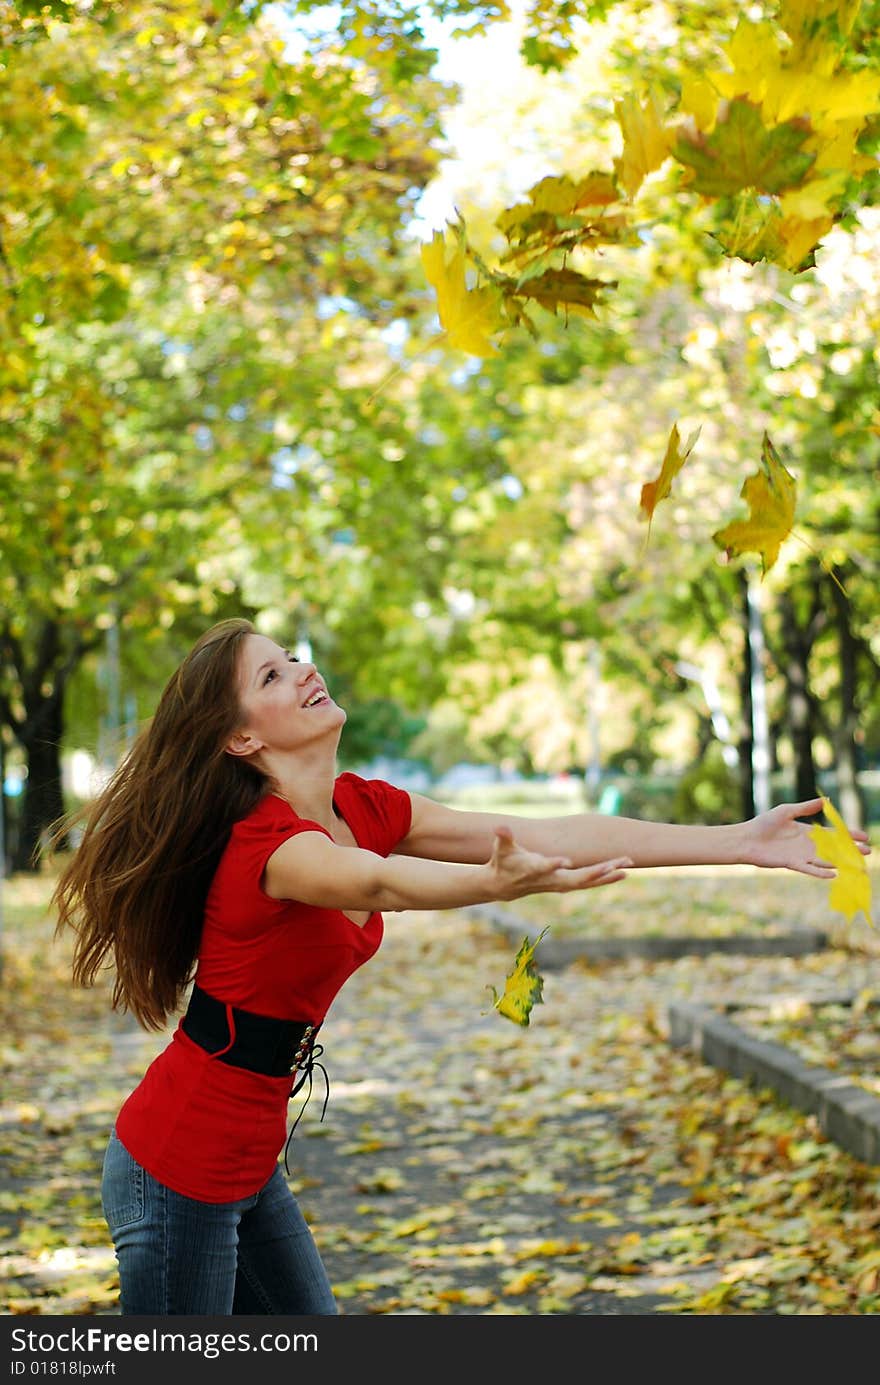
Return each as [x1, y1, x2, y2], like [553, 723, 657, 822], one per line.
[52, 617, 868, 1316]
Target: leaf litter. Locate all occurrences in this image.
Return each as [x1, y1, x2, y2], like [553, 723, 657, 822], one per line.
[2, 865, 880, 1315]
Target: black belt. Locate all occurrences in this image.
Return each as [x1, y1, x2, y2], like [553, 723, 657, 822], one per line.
[182, 984, 329, 1170]
[182, 983, 320, 1077]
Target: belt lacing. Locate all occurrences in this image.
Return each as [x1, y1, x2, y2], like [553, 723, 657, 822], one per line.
[283, 1039, 330, 1175]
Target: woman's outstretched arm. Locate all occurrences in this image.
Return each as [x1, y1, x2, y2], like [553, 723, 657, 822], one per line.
[263, 827, 632, 915]
[396, 793, 871, 879]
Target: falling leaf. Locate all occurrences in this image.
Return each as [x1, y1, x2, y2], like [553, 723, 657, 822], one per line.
[501, 171, 619, 222]
[674, 97, 815, 198]
[487, 928, 549, 1026]
[639, 423, 701, 542]
[775, 211, 836, 271]
[495, 172, 627, 275]
[512, 266, 611, 320]
[808, 796, 873, 927]
[778, 170, 849, 223]
[614, 89, 674, 197]
[712, 432, 796, 574]
[680, 77, 719, 133]
[779, 0, 861, 43]
[420, 228, 504, 357]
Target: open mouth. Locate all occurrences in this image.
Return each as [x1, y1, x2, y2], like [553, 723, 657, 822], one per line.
[303, 689, 329, 708]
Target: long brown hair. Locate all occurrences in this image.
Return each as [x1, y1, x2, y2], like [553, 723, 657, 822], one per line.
[52, 618, 268, 1031]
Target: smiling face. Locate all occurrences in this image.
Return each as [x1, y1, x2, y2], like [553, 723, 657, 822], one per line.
[225, 633, 346, 762]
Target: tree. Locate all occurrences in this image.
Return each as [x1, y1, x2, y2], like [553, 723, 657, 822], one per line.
[0, 0, 445, 867]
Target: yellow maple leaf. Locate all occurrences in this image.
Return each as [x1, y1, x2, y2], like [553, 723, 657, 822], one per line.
[614, 89, 673, 198]
[712, 20, 779, 105]
[775, 211, 836, 271]
[780, 0, 860, 43]
[760, 66, 827, 125]
[420, 229, 503, 357]
[812, 119, 876, 175]
[778, 170, 849, 223]
[808, 796, 873, 927]
[639, 422, 701, 543]
[815, 69, 880, 126]
[504, 1268, 543, 1296]
[680, 76, 719, 133]
[487, 928, 549, 1027]
[529, 171, 619, 213]
[712, 432, 796, 575]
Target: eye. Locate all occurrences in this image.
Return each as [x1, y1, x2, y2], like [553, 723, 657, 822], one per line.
[288, 654, 300, 663]
[263, 668, 277, 685]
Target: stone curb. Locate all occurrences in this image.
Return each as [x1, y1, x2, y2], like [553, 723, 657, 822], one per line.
[463, 903, 829, 967]
[667, 1000, 880, 1167]
[465, 903, 880, 1166]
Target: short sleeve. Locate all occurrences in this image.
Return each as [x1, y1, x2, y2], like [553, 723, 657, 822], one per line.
[335, 774, 412, 857]
[219, 796, 333, 911]
[232, 792, 332, 875]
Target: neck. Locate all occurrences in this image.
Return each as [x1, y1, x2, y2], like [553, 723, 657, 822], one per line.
[262, 746, 340, 829]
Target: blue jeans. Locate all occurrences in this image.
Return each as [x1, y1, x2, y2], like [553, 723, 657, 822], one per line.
[101, 1128, 339, 1315]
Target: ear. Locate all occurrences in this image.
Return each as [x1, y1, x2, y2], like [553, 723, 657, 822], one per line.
[225, 730, 265, 759]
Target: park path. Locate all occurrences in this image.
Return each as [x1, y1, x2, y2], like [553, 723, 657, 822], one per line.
[4, 896, 880, 1315]
[229, 903, 879, 1315]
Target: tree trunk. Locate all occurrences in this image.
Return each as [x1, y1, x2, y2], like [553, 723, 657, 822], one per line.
[828, 570, 866, 830]
[11, 688, 68, 873]
[1, 616, 97, 872]
[736, 570, 755, 819]
[777, 587, 820, 803]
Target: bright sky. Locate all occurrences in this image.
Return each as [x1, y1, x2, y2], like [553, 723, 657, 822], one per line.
[268, 2, 543, 237]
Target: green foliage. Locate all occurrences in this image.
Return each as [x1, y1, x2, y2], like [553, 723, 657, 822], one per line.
[672, 743, 742, 825]
[2, 0, 878, 861]
[335, 697, 428, 767]
[674, 99, 816, 199]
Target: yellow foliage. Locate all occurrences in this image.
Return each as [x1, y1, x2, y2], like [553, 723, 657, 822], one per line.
[809, 797, 874, 928]
[420, 229, 504, 357]
[614, 89, 673, 198]
[680, 77, 718, 133]
[639, 422, 701, 542]
[712, 433, 797, 575]
[487, 928, 549, 1027]
[503, 1268, 544, 1295]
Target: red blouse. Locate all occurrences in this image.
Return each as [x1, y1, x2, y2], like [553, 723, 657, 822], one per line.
[114, 773, 412, 1202]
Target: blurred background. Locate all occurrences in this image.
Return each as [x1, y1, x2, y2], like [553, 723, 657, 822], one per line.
[2, 0, 878, 885]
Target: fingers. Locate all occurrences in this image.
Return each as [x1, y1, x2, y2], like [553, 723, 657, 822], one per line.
[790, 797, 825, 817]
[589, 869, 630, 889]
[555, 857, 633, 890]
[595, 856, 633, 874]
[575, 856, 633, 878]
[492, 826, 572, 870]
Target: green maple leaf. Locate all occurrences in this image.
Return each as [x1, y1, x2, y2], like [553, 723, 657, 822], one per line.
[673, 97, 815, 197]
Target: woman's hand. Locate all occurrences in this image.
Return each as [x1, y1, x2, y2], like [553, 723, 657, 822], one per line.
[486, 825, 632, 901]
[741, 797, 872, 876]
